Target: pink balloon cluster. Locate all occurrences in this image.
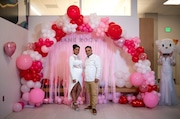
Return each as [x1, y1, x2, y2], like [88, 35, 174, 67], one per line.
[98, 94, 107, 104]
[142, 71, 155, 85]
[94, 17, 109, 37]
[54, 96, 63, 104]
[78, 23, 93, 32]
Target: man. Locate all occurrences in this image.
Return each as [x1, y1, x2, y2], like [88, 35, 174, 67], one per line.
[84, 46, 101, 115]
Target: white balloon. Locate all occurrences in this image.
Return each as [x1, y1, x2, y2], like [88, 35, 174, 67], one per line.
[34, 81, 41, 88]
[41, 45, 49, 53]
[21, 85, 30, 93]
[20, 78, 27, 85]
[125, 81, 132, 88]
[26, 80, 34, 88]
[116, 79, 125, 87]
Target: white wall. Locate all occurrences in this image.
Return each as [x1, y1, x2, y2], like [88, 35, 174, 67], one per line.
[0, 18, 28, 118]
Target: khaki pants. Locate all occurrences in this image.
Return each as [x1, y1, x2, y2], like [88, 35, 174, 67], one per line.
[85, 81, 99, 109]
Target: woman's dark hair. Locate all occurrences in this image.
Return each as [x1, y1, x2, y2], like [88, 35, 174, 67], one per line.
[73, 44, 80, 49]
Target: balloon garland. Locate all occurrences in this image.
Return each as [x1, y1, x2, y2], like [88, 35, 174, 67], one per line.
[14, 5, 160, 111]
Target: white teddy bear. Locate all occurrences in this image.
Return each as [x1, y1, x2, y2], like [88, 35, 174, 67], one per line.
[156, 38, 178, 106]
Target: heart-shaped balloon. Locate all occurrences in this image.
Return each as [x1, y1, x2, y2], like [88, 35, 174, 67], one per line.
[4, 42, 16, 57]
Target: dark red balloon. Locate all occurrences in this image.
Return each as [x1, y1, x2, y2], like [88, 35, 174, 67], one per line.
[132, 56, 139, 62]
[131, 99, 145, 107]
[51, 24, 57, 30]
[119, 95, 128, 104]
[75, 15, 84, 26]
[147, 84, 153, 92]
[136, 46, 144, 54]
[152, 85, 158, 91]
[107, 24, 122, 40]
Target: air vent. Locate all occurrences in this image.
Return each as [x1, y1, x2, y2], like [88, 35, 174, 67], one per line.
[45, 4, 58, 8]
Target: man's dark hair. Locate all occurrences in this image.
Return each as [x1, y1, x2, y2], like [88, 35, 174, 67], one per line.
[85, 46, 92, 49]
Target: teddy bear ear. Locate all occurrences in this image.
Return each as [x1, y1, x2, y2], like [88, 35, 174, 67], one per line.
[155, 40, 161, 46]
[173, 39, 178, 45]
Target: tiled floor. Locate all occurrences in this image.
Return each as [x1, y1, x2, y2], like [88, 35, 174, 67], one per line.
[4, 84, 180, 119]
[5, 100, 180, 119]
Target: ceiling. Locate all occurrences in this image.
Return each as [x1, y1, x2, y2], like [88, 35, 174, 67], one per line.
[29, 0, 180, 16]
[138, 0, 180, 16]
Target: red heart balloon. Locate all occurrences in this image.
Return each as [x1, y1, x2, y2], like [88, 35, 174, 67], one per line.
[4, 42, 16, 57]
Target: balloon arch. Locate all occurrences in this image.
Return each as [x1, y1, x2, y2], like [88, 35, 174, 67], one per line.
[12, 5, 160, 112]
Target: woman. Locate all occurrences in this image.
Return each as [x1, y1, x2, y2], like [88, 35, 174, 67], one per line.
[68, 44, 83, 110]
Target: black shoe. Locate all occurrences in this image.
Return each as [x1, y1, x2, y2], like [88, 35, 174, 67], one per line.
[84, 105, 92, 110]
[92, 108, 97, 115]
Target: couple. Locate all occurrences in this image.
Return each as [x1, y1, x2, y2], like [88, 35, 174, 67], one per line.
[68, 44, 101, 115]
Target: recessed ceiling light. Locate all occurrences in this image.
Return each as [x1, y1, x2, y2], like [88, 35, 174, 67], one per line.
[163, 0, 180, 5]
[30, 5, 41, 16]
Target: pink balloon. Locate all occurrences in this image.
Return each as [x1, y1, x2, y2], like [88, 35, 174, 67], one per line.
[13, 103, 22, 112]
[29, 88, 45, 104]
[143, 92, 159, 108]
[4, 42, 16, 57]
[16, 54, 33, 70]
[22, 92, 29, 101]
[130, 72, 144, 87]
[26, 42, 35, 50]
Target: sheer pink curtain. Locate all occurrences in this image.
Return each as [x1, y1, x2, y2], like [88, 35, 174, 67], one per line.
[45, 32, 127, 102]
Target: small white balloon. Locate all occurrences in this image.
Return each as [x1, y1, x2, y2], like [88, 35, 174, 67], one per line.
[26, 80, 34, 88]
[20, 78, 27, 85]
[34, 81, 41, 88]
[21, 85, 30, 93]
[41, 45, 49, 53]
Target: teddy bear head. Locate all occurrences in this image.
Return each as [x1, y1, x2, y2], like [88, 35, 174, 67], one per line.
[155, 38, 175, 55]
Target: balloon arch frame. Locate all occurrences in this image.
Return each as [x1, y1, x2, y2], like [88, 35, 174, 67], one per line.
[13, 5, 160, 112]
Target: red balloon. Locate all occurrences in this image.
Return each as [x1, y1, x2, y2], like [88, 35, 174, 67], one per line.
[152, 85, 158, 91]
[70, 19, 76, 24]
[147, 84, 153, 92]
[67, 5, 80, 20]
[108, 22, 115, 26]
[55, 28, 66, 41]
[136, 46, 144, 54]
[119, 95, 128, 104]
[51, 24, 57, 30]
[139, 85, 148, 93]
[24, 73, 32, 81]
[132, 56, 139, 62]
[75, 15, 84, 26]
[131, 99, 145, 107]
[107, 24, 122, 40]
